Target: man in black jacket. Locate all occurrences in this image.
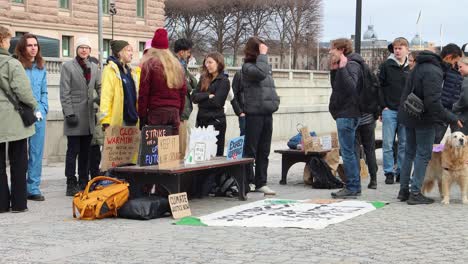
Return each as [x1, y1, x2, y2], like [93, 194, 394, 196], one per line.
[434, 44, 463, 143]
[328, 38, 363, 199]
[398, 51, 462, 205]
[378, 37, 410, 185]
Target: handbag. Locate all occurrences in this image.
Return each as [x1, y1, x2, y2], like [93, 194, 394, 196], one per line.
[403, 76, 424, 119]
[0, 84, 36, 127]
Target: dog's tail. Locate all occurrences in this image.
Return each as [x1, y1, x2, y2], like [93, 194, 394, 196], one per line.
[422, 179, 435, 194]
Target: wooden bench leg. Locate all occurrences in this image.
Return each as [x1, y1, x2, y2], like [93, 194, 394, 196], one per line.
[228, 164, 247, 201]
[280, 156, 295, 185]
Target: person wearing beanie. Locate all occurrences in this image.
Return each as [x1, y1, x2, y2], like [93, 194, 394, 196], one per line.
[138, 28, 186, 138]
[59, 36, 101, 196]
[462, 43, 468, 57]
[100, 39, 140, 132]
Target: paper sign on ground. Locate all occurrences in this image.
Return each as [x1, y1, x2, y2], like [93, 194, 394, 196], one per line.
[168, 192, 191, 219]
[100, 126, 140, 171]
[158, 135, 180, 168]
[226, 136, 245, 160]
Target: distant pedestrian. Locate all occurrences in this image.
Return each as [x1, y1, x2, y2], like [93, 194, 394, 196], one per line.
[60, 37, 101, 196]
[14, 33, 48, 201]
[0, 26, 38, 213]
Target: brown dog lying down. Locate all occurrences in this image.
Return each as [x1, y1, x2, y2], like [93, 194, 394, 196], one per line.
[422, 132, 468, 204]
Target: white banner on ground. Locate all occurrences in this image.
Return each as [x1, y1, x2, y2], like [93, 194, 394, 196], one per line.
[199, 199, 376, 229]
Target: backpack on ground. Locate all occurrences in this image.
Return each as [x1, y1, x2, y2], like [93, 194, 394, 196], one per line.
[358, 62, 380, 115]
[117, 196, 170, 220]
[306, 156, 344, 189]
[73, 176, 129, 220]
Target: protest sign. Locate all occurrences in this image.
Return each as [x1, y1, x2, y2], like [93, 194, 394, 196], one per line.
[138, 126, 172, 166]
[101, 126, 140, 171]
[168, 192, 191, 219]
[158, 135, 180, 168]
[226, 136, 244, 160]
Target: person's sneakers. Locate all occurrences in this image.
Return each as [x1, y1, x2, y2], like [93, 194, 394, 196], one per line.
[385, 173, 394, 184]
[397, 188, 410, 202]
[256, 186, 276, 195]
[407, 192, 434, 205]
[11, 208, 28, 213]
[368, 178, 377, 189]
[395, 173, 400, 183]
[27, 194, 45, 201]
[331, 188, 359, 199]
[249, 183, 256, 192]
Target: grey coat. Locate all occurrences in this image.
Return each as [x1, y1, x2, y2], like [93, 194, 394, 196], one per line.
[60, 58, 101, 136]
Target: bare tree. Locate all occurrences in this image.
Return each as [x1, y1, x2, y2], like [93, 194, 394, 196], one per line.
[266, 0, 292, 68]
[245, 0, 274, 37]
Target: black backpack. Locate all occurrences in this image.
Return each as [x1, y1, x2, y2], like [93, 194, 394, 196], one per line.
[307, 157, 344, 189]
[358, 62, 380, 115]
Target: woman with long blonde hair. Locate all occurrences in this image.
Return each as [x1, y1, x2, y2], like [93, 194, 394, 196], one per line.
[138, 28, 186, 134]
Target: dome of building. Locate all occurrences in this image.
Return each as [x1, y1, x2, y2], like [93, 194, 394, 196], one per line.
[411, 34, 423, 46]
[363, 25, 378, 40]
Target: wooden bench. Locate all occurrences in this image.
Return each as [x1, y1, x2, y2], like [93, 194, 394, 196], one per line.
[110, 157, 254, 201]
[274, 149, 330, 185]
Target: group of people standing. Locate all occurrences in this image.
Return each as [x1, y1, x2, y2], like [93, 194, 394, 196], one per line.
[329, 36, 468, 205]
[0, 26, 280, 213]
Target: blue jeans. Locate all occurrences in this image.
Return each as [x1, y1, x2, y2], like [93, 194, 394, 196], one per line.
[27, 118, 46, 196]
[336, 118, 361, 192]
[382, 109, 406, 175]
[400, 126, 435, 193]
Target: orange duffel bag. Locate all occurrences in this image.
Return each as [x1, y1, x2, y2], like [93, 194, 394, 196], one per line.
[73, 176, 129, 220]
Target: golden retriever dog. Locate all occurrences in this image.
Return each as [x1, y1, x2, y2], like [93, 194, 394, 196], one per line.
[422, 131, 468, 204]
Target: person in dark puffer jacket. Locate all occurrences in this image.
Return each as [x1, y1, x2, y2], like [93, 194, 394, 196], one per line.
[328, 38, 363, 199]
[232, 37, 280, 195]
[434, 43, 463, 143]
[397, 51, 462, 205]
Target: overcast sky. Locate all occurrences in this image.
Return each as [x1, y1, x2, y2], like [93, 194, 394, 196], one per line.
[322, 0, 467, 46]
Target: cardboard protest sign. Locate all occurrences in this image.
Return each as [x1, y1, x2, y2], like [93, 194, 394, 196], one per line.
[226, 136, 244, 160]
[138, 126, 172, 166]
[331, 132, 339, 148]
[101, 126, 140, 171]
[158, 135, 180, 168]
[168, 192, 191, 219]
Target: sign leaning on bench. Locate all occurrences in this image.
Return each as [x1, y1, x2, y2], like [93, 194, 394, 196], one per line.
[226, 136, 245, 160]
[138, 126, 172, 166]
[101, 126, 141, 171]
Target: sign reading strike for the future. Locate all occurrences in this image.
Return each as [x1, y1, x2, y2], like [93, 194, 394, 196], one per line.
[158, 135, 180, 168]
[168, 192, 191, 219]
[101, 126, 140, 171]
[138, 126, 172, 166]
[227, 136, 245, 160]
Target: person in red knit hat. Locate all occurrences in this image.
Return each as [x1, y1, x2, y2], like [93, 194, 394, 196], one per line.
[138, 28, 187, 136]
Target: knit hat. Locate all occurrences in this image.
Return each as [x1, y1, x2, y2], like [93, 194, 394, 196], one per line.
[151, 28, 169, 49]
[462, 43, 468, 57]
[110, 40, 129, 55]
[76, 37, 91, 50]
[144, 39, 152, 52]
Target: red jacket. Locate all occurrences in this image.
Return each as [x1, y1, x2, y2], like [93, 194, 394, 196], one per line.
[138, 58, 187, 118]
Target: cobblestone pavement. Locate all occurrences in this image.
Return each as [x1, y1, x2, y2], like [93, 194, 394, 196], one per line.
[1, 141, 468, 264]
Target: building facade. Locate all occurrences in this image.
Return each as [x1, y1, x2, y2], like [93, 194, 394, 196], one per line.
[0, 0, 165, 61]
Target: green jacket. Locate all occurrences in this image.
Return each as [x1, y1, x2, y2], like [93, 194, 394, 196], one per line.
[181, 66, 197, 121]
[0, 48, 37, 143]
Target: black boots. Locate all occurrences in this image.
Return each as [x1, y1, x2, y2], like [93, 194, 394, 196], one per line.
[397, 188, 410, 201]
[407, 192, 434, 205]
[66, 177, 80, 197]
[368, 175, 377, 189]
[385, 173, 394, 184]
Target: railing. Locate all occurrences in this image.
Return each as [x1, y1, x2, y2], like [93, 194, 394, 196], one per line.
[44, 57, 330, 81]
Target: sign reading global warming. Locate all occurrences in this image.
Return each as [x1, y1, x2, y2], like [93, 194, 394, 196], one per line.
[100, 126, 140, 171]
[226, 136, 244, 160]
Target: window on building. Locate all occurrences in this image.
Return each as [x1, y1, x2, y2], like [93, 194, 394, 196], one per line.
[137, 0, 145, 18]
[103, 0, 109, 14]
[139, 41, 146, 58]
[12, 0, 24, 3]
[15, 32, 27, 37]
[103, 39, 111, 58]
[275, 57, 278, 62]
[59, 0, 69, 9]
[62, 36, 72, 57]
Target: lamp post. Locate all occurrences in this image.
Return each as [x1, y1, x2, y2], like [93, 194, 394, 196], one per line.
[355, 0, 362, 53]
[98, 0, 103, 69]
[109, 0, 117, 40]
[289, 43, 292, 70]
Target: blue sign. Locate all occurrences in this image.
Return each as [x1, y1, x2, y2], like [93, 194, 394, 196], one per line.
[226, 136, 245, 160]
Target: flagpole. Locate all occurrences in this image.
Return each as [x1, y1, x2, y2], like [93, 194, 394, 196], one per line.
[416, 10, 422, 49]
